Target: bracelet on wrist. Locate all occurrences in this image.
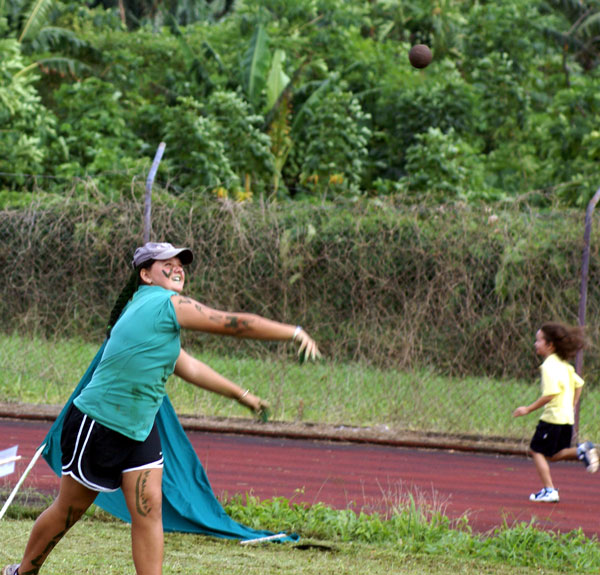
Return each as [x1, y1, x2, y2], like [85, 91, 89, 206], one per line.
[292, 326, 303, 342]
[238, 389, 250, 401]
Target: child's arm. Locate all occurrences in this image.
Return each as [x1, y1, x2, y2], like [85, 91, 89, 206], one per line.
[574, 387, 582, 407]
[512, 394, 556, 418]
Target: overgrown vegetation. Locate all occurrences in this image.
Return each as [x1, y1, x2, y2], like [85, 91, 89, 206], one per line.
[2, 490, 599, 574]
[3, 199, 600, 380]
[1, 0, 599, 206]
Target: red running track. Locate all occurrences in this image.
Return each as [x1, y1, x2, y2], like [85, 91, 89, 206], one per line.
[1, 418, 599, 537]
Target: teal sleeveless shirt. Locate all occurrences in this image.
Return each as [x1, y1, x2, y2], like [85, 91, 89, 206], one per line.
[74, 285, 180, 441]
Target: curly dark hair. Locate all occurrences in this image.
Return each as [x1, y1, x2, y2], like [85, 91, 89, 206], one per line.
[540, 322, 585, 360]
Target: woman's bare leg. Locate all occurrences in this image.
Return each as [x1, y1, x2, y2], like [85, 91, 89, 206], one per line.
[122, 467, 164, 575]
[17, 475, 97, 574]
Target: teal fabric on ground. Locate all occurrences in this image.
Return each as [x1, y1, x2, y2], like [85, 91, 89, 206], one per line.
[41, 342, 298, 542]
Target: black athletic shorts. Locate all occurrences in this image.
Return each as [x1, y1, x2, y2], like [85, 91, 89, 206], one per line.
[529, 420, 573, 458]
[61, 404, 163, 492]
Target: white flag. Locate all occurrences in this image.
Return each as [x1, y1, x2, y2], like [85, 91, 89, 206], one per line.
[0, 445, 21, 478]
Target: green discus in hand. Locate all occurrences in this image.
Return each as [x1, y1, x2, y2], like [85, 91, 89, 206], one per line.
[257, 406, 270, 423]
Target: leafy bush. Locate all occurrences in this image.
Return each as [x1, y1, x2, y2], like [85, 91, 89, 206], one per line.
[374, 71, 478, 180]
[288, 87, 372, 198]
[528, 79, 600, 206]
[205, 90, 275, 198]
[2, 0, 598, 204]
[398, 127, 487, 202]
[466, 52, 531, 150]
[50, 77, 148, 197]
[0, 40, 57, 189]
[162, 96, 240, 195]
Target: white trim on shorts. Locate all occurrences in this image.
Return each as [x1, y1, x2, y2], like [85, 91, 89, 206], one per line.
[123, 458, 164, 474]
[62, 470, 120, 493]
[62, 411, 88, 470]
[62, 414, 119, 493]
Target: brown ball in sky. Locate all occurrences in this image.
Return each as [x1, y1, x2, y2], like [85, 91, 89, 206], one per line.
[408, 44, 432, 69]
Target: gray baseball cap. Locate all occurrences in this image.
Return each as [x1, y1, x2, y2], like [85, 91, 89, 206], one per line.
[132, 242, 194, 269]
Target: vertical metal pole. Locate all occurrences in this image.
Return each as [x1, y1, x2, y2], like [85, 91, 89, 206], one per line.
[574, 186, 600, 441]
[144, 142, 166, 244]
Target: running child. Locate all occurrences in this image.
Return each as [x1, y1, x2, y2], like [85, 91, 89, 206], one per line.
[512, 322, 598, 503]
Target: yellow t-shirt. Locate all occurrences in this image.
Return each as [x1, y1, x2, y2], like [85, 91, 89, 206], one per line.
[539, 353, 584, 425]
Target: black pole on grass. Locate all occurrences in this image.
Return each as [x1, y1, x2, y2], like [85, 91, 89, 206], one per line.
[574, 185, 600, 442]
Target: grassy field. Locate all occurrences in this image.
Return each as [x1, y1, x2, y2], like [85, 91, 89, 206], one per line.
[2, 332, 600, 441]
[2, 332, 600, 574]
[2, 493, 599, 574]
[0, 518, 574, 575]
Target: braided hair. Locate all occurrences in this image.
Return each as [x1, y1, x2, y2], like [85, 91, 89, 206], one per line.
[540, 322, 585, 361]
[106, 260, 155, 339]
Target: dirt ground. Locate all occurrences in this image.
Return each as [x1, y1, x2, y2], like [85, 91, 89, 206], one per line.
[4, 414, 600, 538]
[0, 401, 528, 456]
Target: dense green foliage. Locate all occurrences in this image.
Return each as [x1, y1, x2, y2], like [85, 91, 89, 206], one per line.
[1, 0, 599, 205]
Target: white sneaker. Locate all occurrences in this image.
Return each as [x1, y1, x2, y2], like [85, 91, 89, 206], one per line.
[577, 441, 599, 473]
[529, 488, 559, 503]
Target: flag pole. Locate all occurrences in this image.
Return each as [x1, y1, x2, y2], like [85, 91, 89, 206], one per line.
[239, 533, 288, 545]
[0, 443, 46, 521]
[0, 455, 21, 466]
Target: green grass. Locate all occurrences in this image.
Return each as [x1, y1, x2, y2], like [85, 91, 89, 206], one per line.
[2, 332, 599, 440]
[0, 518, 564, 575]
[1, 493, 599, 574]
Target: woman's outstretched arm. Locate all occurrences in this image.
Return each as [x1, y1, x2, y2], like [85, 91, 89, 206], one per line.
[171, 295, 321, 361]
[174, 349, 268, 413]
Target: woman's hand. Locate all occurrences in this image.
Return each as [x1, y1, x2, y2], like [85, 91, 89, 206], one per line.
[293, 328, 322, 363]
[237, 390, 270, 422]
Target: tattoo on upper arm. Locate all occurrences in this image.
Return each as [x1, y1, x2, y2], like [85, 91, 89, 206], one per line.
[224, 315, 251, 332]
[176, 297, 193, 305]
[186, 302, 252, 333]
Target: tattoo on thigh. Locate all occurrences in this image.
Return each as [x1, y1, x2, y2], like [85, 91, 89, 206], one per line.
[22, 506, 81, 574]
[135, 470, 153, 517]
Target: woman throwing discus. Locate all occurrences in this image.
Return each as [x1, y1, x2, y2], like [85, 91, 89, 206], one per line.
[3, 242, 320, 575]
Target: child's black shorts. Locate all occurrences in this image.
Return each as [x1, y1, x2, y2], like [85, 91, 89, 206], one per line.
[61, 404, 163, 492]
[529, 420, 573, 458]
